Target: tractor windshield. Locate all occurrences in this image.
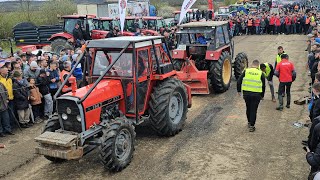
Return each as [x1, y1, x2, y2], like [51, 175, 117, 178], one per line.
[125, 19, 142, 32]
[93, 50, 133, 77]
[64, 18, 82, 34]
[100, 20, 112, 31]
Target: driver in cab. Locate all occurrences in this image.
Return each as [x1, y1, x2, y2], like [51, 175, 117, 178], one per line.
[196, 33, 208, 45]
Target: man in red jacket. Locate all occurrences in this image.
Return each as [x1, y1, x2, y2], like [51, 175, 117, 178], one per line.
[285, 15, 292, 35]
[275, 54, 296, 111]
[269, 15, 275, 34]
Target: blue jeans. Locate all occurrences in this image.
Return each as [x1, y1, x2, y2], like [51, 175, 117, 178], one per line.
[0, 109, 12, 134]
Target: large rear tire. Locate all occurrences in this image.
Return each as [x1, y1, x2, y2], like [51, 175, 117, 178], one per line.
[42, 115, 65, 163]
[149, 78, 188, 136]
[51, 38, 74, 54]
[234, 52, 249, 80]
[99, 117, 135, 172]
[209, 51, 232, 93]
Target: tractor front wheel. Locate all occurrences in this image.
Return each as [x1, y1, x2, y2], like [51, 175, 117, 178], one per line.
[209, 51, 232, 93]
[99, 117, 135, 172]
[43, 115, 65, 163]
[234, 52, 249, 80]
[51, 38, 74, 54]
[149, 78, 188, 136]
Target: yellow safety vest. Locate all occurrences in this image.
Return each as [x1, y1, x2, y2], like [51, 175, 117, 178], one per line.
[242, 68, 263, 93]
[276, 52, 286, 64]
[263, 63, 271, 78]
[0, 76, 13, 100]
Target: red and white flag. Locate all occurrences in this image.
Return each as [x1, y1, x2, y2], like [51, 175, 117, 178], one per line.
[178, 0, 197, 25]
[119, 0, 128, 33]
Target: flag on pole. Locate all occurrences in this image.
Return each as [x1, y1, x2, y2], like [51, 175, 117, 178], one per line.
[178, 0, 197, 25]
[119, 0, 128, 33]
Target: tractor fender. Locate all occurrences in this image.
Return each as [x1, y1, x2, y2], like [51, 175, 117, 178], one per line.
[172, 49, 187, 60]
[48, 32, 74, 41]
[205, 45, 231, 60]
[91, 30, 109, 39]
[122, 31, 135, 36]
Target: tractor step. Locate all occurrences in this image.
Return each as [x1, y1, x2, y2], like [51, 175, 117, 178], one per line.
[35, 131, 83, 160]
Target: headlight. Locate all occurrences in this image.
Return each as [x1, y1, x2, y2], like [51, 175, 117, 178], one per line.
[76, 115, 81, 122]
[61, 113, 68, 120]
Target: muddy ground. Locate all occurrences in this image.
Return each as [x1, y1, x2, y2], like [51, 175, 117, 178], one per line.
[2, 35, 311, 180]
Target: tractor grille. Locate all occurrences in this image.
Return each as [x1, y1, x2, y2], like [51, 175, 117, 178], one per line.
[57, 99, 82, 133]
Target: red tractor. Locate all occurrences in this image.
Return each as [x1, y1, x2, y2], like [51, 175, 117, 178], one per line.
[34, 36, 193, 171]
[172, 21, 248, 94]
[49, 15, 114, 54]
[141, 16, 166, 35]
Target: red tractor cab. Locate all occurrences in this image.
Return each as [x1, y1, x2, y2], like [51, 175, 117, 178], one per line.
[92, 17, 119, 39]
[141, 16, 166, 35]
[35, 36, 192, 172]
[49, 15, 96, 54]
[121, 16, 142, 36]
[173, 9, 194, 25]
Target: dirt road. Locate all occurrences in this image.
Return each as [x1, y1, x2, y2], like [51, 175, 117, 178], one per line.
[3, 35, 310, 180]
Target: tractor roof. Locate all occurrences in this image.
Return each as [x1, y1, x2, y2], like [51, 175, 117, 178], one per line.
[62, 15, 96, 19]
[179, 21, 229, 28]
[98, 17, 113, 21]
[142, 16, 163, 20]
[87, 36, 163, 49]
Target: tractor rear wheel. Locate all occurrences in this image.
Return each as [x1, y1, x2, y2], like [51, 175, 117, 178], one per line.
[99, 117, 135, 172]
[234, 52, 249, 80]
[51, 38, 73, 54]
[209, 51, 232, 93]
[172, 59, 184, 71]
[43, 115, 65, 163]
[149, 78, 188, 136]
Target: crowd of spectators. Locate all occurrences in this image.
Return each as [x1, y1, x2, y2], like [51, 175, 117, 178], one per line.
[0, 47, 84, 136]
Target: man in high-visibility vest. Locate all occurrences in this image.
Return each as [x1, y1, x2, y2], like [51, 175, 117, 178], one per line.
[237, 60, 266, 132]
[275, 46, 287, 68]
[275, 54, 296, 111]
[260, 63, 276, 102]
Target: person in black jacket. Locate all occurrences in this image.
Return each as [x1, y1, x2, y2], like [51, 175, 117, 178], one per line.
[12, 71, 30, 128]
[307, 83, 320, 148]
[73, 22, 84, 47]
[237, 60, 266, 132]
[306, 144, 320, 179]
[37, 69, 53, 119]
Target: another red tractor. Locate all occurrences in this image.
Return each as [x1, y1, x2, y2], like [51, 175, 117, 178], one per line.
[141, 16, 166, 35]
[172, 21, 248, 94]
[49, 15, 96, 53]
[34, 36, 193, 171]
[91, 17, 119, 39]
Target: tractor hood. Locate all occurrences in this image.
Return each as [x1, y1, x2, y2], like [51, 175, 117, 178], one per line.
[63, 79, 124, 108]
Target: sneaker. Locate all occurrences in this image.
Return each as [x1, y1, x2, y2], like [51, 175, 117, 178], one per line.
[272, 98, 276, 102]
[249, 126, 256, 132]
[0, 133, 5, 137]
[34, 117, 43, 124]
[276, 107, 283, 111]
[286, 105, 290, 108]
[20, 124, 29, 128]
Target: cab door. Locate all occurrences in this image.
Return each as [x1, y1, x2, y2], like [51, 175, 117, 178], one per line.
[136, 48, 151, 114]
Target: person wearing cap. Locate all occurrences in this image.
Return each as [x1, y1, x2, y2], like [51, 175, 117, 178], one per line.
[60, 61, 75, 93]
[24, 61, 40, 80]
[12, 71, 31, 128]
[237, 60, 266, 132]
[0, 63, 13, 136]
[260, 63, 276, 102]
[275, 54, 296, 111]
[0, 61, 15, 126]
[37, 69, 53, 119]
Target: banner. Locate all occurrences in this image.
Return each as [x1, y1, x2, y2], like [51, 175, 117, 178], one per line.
[178, 0, 197, 25]
[108, 4, 119, 19]
[119, 0, 128, 33]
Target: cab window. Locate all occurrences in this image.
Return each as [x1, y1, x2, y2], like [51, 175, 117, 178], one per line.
[137, 49, 149, 77]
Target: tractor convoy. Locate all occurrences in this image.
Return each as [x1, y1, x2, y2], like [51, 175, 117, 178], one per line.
[34, 20, 248, 172]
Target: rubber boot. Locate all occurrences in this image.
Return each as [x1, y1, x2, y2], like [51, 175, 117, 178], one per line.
[286, 94, 291, 108]
[276, 95, 284, 111]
